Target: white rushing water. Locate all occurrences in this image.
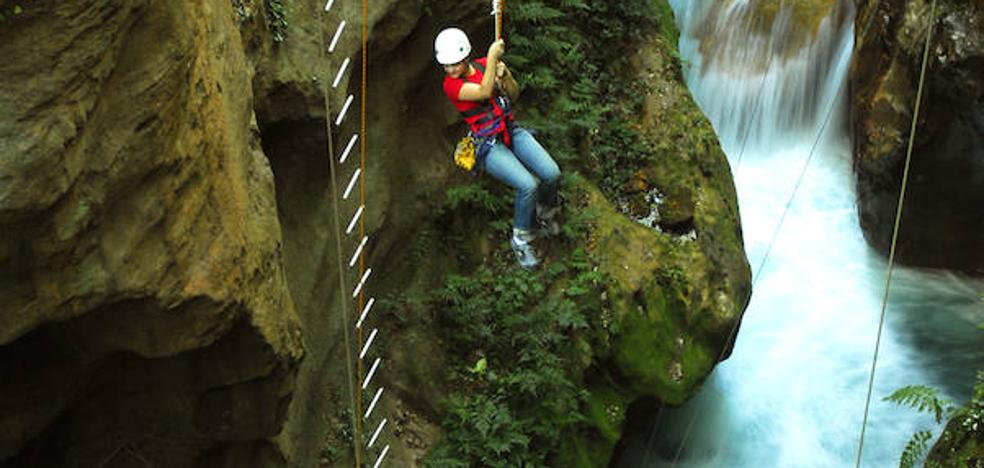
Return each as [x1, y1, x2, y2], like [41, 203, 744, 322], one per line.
[617, 1, 984, 466]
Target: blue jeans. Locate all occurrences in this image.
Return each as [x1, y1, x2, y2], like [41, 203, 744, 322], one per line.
[480, 127, 561, 230]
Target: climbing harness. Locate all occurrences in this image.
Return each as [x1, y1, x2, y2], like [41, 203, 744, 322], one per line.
[458, 61, 516, 145]
[445, 0, 514, 173]
[450, 59, 516, 171]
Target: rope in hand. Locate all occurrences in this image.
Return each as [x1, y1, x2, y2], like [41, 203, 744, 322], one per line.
[494, 0, 504, 41]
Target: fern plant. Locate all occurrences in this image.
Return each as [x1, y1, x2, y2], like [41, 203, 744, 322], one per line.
[420, 0, 678, 463]
[264, 0, 288, 43]
[506, 0, 664, 197]
[884, 386, 955, 468]
[885, 299, 984, 468]
[885, 385, 955, 425]
[900, 430, 935, 468]
[422, 245, 604, 465]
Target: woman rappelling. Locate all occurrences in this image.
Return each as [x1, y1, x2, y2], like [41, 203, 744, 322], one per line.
[434, 19, 562, 269]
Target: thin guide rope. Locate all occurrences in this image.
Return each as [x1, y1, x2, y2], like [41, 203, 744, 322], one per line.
[855, 1, 937, 465]
[661, 0, 887, 464]
[357, 0, 369, 455]
[315, 1, 361, 465]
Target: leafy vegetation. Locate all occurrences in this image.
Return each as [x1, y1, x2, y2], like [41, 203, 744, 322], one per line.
[900, 430, 936, 468]
[885, 378, 980, 468]
[506, 0, 663, 198]
[0, 3, 25, 21]
[886, 385, 954, 426]
[264, 0, 288, 44]
[438, 183, 510, 217]
[422, 244, 605, 466]
[229, 0, 287, 44]
[887, 295, 984, 468]
[378, 169, 612, 465]
[409, 0, 698, 464]
[232, 0, 255, 24]
[889, 372, 984, 468]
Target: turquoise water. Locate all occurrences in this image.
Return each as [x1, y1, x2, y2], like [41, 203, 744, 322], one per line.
[616, 1, 984, 466]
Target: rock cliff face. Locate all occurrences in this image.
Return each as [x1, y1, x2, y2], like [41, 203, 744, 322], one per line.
[0, 1, 302, 466]
[0, 0, 750, 466]
[851, 0, 984, 275]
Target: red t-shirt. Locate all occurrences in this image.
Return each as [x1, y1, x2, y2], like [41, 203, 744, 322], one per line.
[443, 57, 489, 114]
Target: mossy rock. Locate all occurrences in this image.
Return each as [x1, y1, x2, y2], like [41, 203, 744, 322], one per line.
[550, 23, 751, 463]
[927, 373, 984, 467]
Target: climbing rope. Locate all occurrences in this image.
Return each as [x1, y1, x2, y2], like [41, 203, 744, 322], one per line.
[314, 1, 361, 465]
[317, 0, 389, 465]
[855, 0, 937, 465]
[357, 0, 369, 458]
[652, 0, 898, 465]
[494, 0, 505, 41]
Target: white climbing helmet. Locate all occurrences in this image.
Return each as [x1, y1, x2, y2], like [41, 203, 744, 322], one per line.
[435, 28, 471, 65]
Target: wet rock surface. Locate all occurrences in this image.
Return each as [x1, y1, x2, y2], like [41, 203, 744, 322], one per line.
[851, 0, 984, 275]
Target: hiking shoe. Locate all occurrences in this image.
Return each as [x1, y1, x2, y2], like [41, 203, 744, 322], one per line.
[511, 231, 540, 270]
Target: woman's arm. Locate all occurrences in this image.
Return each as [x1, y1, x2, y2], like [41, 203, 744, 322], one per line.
[496, 62, 519, 102]
[457, 40, 505, 102]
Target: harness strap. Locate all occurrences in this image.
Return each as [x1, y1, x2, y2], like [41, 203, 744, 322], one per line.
[461, 105, 488, 118]
[457, 60, 515, 145]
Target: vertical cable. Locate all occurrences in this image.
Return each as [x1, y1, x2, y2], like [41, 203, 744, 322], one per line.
[661, 0, 889, 464]
[854, 1, 937, 465]
[314, 0, 360, 465]
[356, 0, 369, 457]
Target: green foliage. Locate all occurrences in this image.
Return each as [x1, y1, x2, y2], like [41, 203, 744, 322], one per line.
[885, 385, 954, 424]
[885, 386, 955, 467]
[318, 403, 355, 465]
[231, 0, 255, 24]
[419, 1, 684, 463]
[653, 0, 680, 46]
[407, 227, 437, 267]
[0, 3, 26, 21]
[426, 394, 531, 467]
[469, 357, 488, 375]
[439, 182, 510, 217]
[889, 316, 984, 467]
[660, 264, 687, 289]
[264, 0, 288, 44]
[422, 247, 605, 466]
[506, 0, 669, 197]
[914, 371, 984, 467]
[900, 430, 934, 468]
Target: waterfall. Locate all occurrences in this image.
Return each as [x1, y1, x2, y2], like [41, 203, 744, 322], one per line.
[615, 1, 984, 466]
